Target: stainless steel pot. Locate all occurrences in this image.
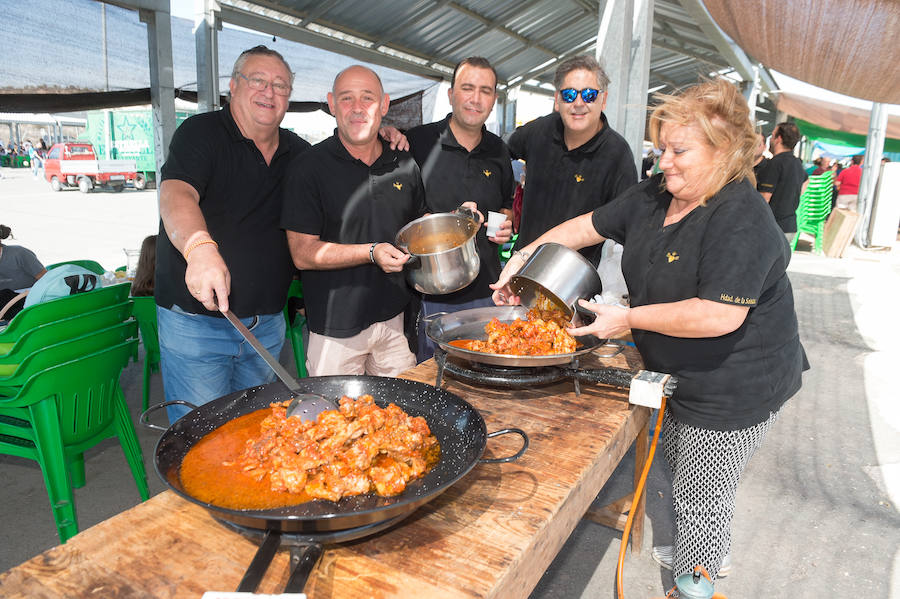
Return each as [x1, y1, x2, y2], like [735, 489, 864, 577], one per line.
[509, 243, 602, 319]
[396, 211, 480, 295]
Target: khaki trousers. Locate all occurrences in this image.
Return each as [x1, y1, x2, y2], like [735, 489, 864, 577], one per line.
[307, 312, 416, 377]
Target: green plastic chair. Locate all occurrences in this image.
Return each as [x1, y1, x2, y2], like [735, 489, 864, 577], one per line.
[0, 284, 131, 354]
[0, 339, 148, 543]
[45, 260, 106, 275]
[130, 296, 160, 410]
[283, 279, 307, 379]
[0, 302, 133, 367]
[499, 233, 518, 266]
[792, 171, 834, 253]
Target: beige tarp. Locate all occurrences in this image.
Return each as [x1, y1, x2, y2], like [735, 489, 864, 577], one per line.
[776, 92, 900, 138]
[702, 0, 900, 105]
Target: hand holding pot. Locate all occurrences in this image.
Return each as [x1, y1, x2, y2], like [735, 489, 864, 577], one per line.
[566, 299, 630, 339]
[489, 249, 528, 306]
[371, 242, 410, 273]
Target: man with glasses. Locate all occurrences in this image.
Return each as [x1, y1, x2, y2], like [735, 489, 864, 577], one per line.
[505, 55, 637, 265]
[155, 45, 310, 423]
[281, 65, 425, 377]
[405, 57, 515, 361]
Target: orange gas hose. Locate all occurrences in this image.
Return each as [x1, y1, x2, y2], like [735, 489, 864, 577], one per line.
[616, 397, 666, 599]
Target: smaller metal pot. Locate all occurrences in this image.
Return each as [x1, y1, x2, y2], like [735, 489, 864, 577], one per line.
[396, 210, 480, 295]
[509, 242, 602, 319]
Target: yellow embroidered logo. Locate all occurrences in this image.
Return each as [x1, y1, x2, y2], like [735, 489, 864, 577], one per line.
[666, 252, 679, 263]
[483, 169, 492, 177]
[393, 182, 403, 191]
[574, 174, 584, 183]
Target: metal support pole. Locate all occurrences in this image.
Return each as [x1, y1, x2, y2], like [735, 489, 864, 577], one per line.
[596, 0, 632, 134]
[195, 0, 221, 113]
[855, 102, 887, 248]
[623, 0, 654, 175]
[140, 7, 176, 202]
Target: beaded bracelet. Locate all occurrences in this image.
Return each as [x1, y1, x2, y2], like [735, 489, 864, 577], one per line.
[184, 238, 218, 261]
[369, 242, 379, 264]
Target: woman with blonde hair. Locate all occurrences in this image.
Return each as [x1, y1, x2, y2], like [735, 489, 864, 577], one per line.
[492, 78, 807, 583]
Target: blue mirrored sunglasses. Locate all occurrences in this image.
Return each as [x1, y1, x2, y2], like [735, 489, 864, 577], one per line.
[559, 88, 601, 103]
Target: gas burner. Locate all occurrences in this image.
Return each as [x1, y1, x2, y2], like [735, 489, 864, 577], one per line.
[216, 513, 409, 593]
[433, 345, 635, 395]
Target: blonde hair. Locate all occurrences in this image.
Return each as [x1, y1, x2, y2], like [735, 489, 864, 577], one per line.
[648, 78, 757, 205]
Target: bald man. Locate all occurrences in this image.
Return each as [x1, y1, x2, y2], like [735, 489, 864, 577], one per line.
[281, 65, 426, 376]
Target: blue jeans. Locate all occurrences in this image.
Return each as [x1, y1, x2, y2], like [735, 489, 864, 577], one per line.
[416, 296, 495, 362]
[157, 305, 286, 423]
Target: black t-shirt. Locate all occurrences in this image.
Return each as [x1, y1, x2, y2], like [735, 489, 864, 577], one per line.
[157, 105, 311, 318]
[406, 115, 514, 303]
[757, 151, 808, 233]
[281, 134, 426, 338]
[592, 175, 808, 430]
[507, 112, 637, 264]
[753, 157, 769, 191]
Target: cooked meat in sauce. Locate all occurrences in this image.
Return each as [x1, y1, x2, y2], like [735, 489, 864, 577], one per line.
[179, 395, 440, 510]
[449, 308, 577, 356]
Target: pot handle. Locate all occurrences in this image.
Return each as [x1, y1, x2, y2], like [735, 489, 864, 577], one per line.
[453, 204, 484, 224]
[139, 400, 198, 432]
[404, 253, 421, 269]
[480, 428, 529, 463]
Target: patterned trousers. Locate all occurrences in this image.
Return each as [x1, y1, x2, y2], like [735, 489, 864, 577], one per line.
[662, 408, 779, 579]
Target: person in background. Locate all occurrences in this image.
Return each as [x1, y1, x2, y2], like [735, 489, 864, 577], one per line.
[281, 65, 425, 377]
[405, 56, 514, 362]
[752, 132, 769, 188]
[0, 224, 46, 321]
[492, 79, 807, 584]
[757, 122, 807, 244]
[130, 234, 157, 297]
[812, 156, 831, 176]
[835, 154, 863, 211]
[155, 45, 311, 424]
[506, 54, 637, 265]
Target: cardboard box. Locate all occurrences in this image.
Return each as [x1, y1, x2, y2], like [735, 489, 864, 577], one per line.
[822, 209, 860, 258]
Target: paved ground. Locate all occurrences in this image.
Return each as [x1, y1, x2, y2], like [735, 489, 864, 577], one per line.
[1, 165, 898, 598]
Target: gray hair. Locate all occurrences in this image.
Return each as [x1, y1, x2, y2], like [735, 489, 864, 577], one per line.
[553, 55, 609, 92]
[231, 45, 295, 87]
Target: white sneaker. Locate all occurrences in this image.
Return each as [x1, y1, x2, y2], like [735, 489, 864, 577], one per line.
[651, 545, 731, 577]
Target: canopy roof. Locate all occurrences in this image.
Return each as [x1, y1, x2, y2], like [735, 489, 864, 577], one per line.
[702, 0, 900, 105]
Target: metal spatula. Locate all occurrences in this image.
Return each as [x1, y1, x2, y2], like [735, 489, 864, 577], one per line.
[220, 308, 338, 422]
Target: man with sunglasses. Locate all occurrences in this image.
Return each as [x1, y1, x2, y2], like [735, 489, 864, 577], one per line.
[505, 55, 637, 265]
[405, 57, 515, 361]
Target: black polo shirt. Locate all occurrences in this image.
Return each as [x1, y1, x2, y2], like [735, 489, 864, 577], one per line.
[757, 151, 807, 233]
[507, 112, 637, 264]
[157, 105, 310, 318]
[753, 157, 769, 191]
[281, 134, 426, 338]
[406, 114, 514, 303]
[593, 175, 808, 430]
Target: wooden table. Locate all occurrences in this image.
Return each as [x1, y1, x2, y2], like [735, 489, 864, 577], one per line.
[0, 346, 650, 598]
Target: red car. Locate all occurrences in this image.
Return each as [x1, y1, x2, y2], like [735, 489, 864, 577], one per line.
[43, 142, 138, 193]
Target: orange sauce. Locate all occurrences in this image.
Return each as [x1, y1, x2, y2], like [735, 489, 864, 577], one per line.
[408, 231, 468, 254]
[180, 409, 315, 510]
[448, 339, 477, 350]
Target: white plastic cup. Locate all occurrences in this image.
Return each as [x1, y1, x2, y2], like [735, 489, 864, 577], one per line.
[486, 211, 505, 237]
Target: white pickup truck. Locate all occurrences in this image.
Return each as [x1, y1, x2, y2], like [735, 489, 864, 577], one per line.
[43, 142, 138, 193]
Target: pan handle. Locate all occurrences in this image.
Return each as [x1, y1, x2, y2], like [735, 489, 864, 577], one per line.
[422, 311, 449, 324]
[480, 428, 529, 463]
[139, 400, 198, 432]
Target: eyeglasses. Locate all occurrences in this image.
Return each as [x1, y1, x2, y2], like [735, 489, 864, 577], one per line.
[559, 88, 601, 103]
[237, 72, 292, 96]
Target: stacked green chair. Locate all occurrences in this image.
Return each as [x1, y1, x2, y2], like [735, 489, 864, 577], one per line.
[45, 260, 106, 275]
[129, 296, 160, 410]
[283, 279, 308, 379]
[499, 233, 518, 266]
[0, 339, 147, 543]
[792, 171, 834, 253]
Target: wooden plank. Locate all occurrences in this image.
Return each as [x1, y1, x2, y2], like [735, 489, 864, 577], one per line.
[822, 208, 860, 257]
[0, 347, 649, 599]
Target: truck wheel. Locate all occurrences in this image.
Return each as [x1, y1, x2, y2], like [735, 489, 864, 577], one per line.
[50, 176, 62, 192]
[78, 177, 93, 194]
[134, 173, 147, 190]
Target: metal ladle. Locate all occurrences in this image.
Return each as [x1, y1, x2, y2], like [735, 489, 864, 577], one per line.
[220, 307, 338, 422]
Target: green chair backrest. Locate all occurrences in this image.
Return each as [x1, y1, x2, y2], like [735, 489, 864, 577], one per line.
[0, 321, 137, 388]
[45, 260, 106, 275]
[0, 284, 130, 342]
[0, 300, 133, 366]
[129, 296, 159, 360]
[2, 339, 137, 445]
